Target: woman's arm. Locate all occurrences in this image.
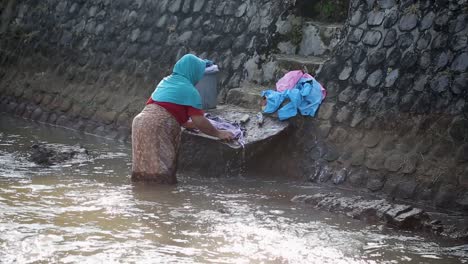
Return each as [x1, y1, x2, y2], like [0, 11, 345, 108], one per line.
[191, 115, 234, 140]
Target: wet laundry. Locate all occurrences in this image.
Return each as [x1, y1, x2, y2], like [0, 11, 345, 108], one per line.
[261, 71, 326, 121]
[187, 113, 246, 147]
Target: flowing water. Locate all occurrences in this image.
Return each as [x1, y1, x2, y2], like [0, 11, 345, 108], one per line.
[0, 113, 467, 264]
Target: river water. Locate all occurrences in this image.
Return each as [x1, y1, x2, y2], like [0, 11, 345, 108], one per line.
[0, 113, 467, 264]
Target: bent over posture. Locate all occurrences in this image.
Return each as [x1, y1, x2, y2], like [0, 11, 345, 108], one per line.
[131, 54, 233, 184]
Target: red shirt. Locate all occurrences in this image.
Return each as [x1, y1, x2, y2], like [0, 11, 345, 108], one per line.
[146, 98, 204, 125]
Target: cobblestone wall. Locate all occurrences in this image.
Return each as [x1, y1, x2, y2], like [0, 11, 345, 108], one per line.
[301, 0, 468, 211]
[0, 0, 291, 137]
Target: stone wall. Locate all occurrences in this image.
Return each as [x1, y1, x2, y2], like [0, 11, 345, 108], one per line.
[290, 0, 467, 211]
[0, 0, 292, 138]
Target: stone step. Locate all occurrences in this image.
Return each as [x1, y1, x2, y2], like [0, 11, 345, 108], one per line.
[298, 20, 344, 57]
[225, 82, 271, 110]
[273, 54, 329, 76]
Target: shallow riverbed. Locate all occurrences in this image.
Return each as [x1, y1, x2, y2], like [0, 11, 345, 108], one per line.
[0, 113, 467, 263]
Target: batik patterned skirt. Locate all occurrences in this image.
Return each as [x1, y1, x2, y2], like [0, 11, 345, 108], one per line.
[131, 104, 181, 184]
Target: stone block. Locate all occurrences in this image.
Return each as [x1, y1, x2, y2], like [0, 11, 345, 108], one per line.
[398, 33, 414, 49]
[417, 32, 431, 50]
[348, 168, 368, 186]
[363, 30, 382, 46]
[328, 127, 348, 144]
[451, 52, 468, 73]
[193, 0, 205, 12]
[317, 121, 332, 137]
[362, 132, 381, 148]
[350, 10, 365, 26]
[420, 12, 435, 31]
[365, 151, 385, 170]
[348, 28, 364, 43]
[383, 29, 397, 47]
[384, 153, 404, 172]
[323, 145, 340, 162]
[335, 106, 352, 123]
[456, 144, 468, 163]
[366, 173, 386, 191]
[339, 64, 353, 81]
[368, 49, 387, 66]
[368, 11, 385, 26]
[432, 33, 448, 49]
[449, 119, 468, 142]
[350, 110, 367, 128]
[377, 0, 396, 9]
[383, 9, 399, 28]
[317, 102, 335, 120]
[31, 107, 43, 121]
[401, 51, 418, 70]
[385, 69, 399, 87]
[367, 69, 383, 88]
[399, 14, 418, 31]
[430, 74, 450, 93]
[350, 148, 366, 166]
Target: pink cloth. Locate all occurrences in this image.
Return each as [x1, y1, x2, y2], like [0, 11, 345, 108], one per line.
[275, 70, 326, 99]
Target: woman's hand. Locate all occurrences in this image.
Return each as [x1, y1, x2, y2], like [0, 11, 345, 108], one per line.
[191, 115, 234, 141]
[216, 130, 234, 140]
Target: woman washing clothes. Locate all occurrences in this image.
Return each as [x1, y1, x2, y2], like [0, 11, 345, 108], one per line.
[132, 54, 234, 184]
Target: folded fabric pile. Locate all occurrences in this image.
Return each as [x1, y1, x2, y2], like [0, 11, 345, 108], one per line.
[261, 70, 326, 121]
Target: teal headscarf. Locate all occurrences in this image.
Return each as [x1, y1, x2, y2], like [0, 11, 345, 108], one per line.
[151, 54, 206, 109]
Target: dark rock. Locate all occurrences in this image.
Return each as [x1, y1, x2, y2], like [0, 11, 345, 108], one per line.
[348, 28, 364, 43]
[350, 148, 366, 166]
[367, 173, 386, 191]
[384, 9, 399, 28]
[362, 132, 381, 147]
[367, 69, 383, 88]
[419, 51, 431, 69]
[356, 89, 371, 105]
[368, 49, 387, 66]
[338, 86, 356, 103]
[384, 154, 404, 172]
[352, 46, 367, 63]
[354, 67, 367, 84]
[449, 14, 467, 33]
[452, 73, 467, 95]
[31, 108, 43, 121]
[417, 32, 432, 50]
[29, 143, 88, 166]
[368, 92, 384, 109]
[434, 52, 449, 71]
[365, 151, 385, 171]
[420, 12, 435, 31]
[363, 30, 382, 46]
[456, 144, 468, 163]
[383, 29, 397, 47]
[401, 154, 419, 174]
[451, 52, 468, 73]
[399, 14, 418, 31]
[401, 51, 418, 70]
[430, 74, 450, 93]
[434, 11, 450, 28]
[387, 48, 402, 67]
[450, 32, 468, 51]
[398, 33, 414, 50]
[368, 11, 385, 26]
[449, 119, 468, 142]
[432, 33, 448, 49]
[323, 146, 340, 161]
[435, 184, 458, 208]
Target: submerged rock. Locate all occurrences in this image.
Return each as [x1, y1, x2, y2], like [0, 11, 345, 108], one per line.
[29, 143, 89, 166]
[292, 193, 468, 240]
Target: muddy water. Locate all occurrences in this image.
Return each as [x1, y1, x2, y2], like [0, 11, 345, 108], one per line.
[0, 113, 467, 264]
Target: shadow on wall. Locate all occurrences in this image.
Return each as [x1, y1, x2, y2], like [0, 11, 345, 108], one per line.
[294, 0, 349, 23]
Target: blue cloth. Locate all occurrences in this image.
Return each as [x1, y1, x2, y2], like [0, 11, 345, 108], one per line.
[261, 77, 324, 121]
[151, 54, 206, 109]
